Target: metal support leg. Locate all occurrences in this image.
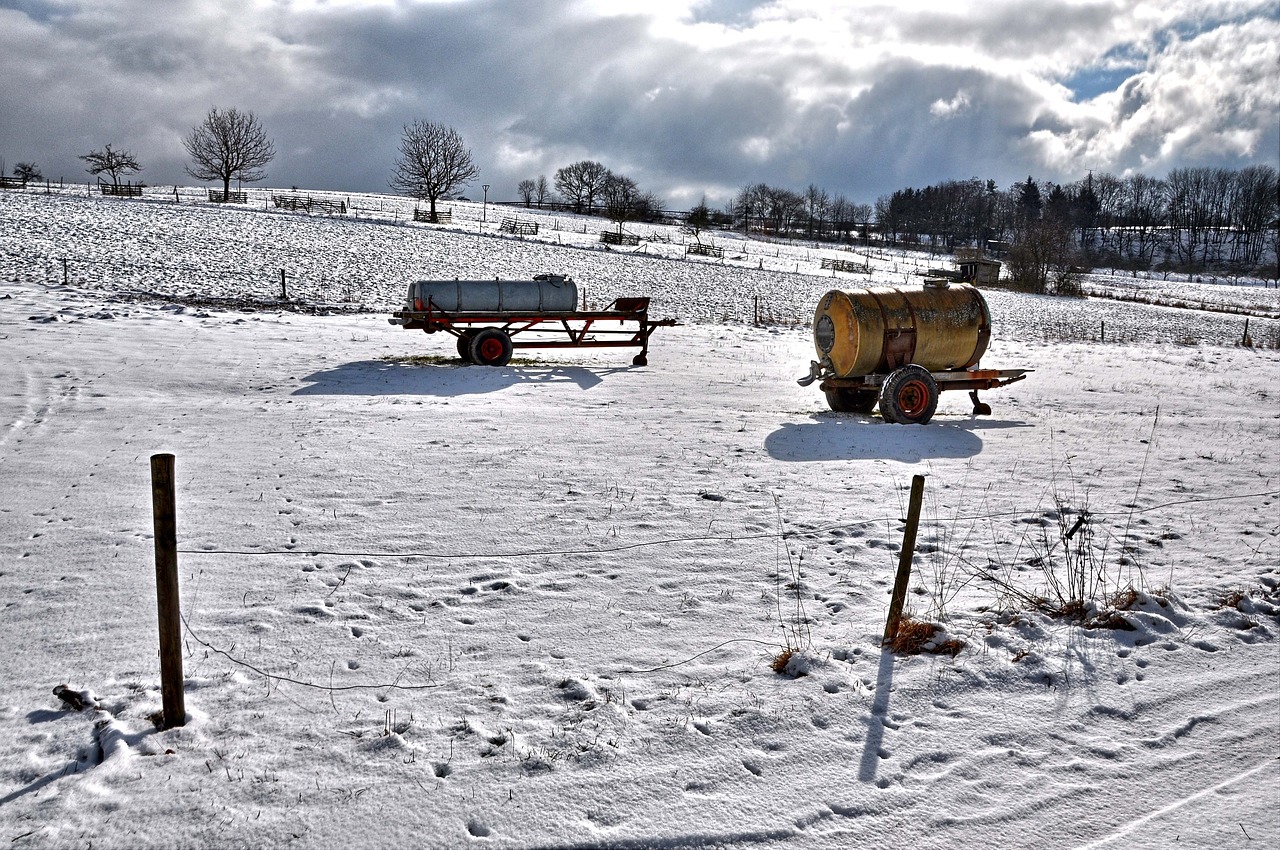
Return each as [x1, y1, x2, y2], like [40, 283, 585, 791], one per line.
[969, 390, 992, 416]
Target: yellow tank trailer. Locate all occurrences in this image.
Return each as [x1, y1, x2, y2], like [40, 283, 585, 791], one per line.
[798, 280, 1030, 424]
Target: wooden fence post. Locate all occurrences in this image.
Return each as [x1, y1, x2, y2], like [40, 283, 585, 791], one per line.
[884, 474, 926, 644]
[150, 453, 186, 729]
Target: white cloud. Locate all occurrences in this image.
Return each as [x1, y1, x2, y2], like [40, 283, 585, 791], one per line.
[0, 0, 1275, 207]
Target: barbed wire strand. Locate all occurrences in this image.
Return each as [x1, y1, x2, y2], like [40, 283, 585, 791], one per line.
[616, 638, 781, 675]
[180, 611, 443, 693]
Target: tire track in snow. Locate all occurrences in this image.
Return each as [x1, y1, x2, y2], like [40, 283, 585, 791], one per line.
[1075, 758, 1277, 849]
[0, 367, 49, 454]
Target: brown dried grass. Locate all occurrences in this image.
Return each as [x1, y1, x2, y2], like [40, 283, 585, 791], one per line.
[885, 616, 966, 657]
[770, 647, 795, 674]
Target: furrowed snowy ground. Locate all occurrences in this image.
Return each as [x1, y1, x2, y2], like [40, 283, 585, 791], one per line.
[1, 189, 1277, 849]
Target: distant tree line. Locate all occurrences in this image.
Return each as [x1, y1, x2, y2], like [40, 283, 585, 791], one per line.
[872, 167, 1278, 278]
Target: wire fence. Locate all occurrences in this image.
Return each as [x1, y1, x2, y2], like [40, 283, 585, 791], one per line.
[174, 489, 1279, 563]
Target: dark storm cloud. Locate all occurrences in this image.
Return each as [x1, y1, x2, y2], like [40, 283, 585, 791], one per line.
[0, 0, 1275, 209]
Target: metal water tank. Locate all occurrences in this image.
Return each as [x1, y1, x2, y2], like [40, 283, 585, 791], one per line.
[812, 282, 991, 377]
[409, 274, 577, 313]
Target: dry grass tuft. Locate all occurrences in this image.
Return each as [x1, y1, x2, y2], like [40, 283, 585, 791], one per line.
[1217, 589, 1248, 610]
[885, 616, 966, 657]
[770, 648, 795, 674]
[1109, 586, 1140, 611]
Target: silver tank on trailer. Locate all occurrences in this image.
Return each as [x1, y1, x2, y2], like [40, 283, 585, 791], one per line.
[407, 273, 577, 313]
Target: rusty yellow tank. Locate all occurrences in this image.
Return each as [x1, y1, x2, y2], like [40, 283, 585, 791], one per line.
[812, 281, 991, 377]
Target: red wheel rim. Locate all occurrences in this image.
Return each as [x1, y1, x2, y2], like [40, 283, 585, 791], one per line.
[477, 337, 504, 361]
[897, 380, 930, 418]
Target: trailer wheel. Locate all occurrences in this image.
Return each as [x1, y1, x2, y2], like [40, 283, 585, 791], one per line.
[824, 387, 878, 414]
[879, 365, 939, 425]
[456, 331, 476, 362]
[469, 328, 513, 367]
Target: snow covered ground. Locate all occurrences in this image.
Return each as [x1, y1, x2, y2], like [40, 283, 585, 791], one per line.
[1, 188, 1277, 848]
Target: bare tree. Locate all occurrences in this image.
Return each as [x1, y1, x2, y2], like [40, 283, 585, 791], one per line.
[390, 120, 479, 222]
[686, 195, 713, 243]
[763, 186, 805, 236]
[183, 107, 275, 199]
[80, 143, 143, 186]
[554, 160, 610, 214]
[1231, 164, 1278, 269]
[733, 183, 769, 235]
[13, 162, 42, 183]
[534, 175, 551, 208]
[804, 183, 829, 238]
[1007, 216, 1076, 294]
[517, 179, 537, 208]
[601, 172, 660, 234]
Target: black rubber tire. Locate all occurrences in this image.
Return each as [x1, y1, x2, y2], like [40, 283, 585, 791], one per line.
[824, 387, 878, 414]
[632, 353, 648, 366]
[456, 331, 475, 362]
[879, 365, 939, 425]
[468, 328, 513, 367]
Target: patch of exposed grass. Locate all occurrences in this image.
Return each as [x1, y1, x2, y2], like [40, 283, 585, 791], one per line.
[885, 616, 965, 657]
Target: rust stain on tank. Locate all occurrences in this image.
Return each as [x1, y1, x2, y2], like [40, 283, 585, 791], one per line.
[813, 282, 991, 377]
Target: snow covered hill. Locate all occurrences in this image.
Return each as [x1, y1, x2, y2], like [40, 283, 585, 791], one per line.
[1, 188, 1277, 849]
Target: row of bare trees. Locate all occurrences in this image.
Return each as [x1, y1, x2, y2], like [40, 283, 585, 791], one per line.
[731, 183, 872, 243]
[6, 107, 278, 197]
[515, 161, 663, 232]
[10, 110, 478, 220]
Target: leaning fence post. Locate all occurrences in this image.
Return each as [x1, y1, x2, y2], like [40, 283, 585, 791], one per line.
[884, 474, 926, 644]
[150, 453, 186, 729]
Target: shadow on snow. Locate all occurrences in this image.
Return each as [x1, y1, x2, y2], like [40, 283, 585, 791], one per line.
[293, 359, 634, 396]
[763, 414, 1031, 462]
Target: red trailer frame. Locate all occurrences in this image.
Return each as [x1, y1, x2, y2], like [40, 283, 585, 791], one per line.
[390, 296, 679, 366]
[799, 360, 1031, 423]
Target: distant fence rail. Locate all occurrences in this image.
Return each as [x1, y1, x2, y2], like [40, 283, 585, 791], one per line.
[499, 217, 539, 236]
[208, 189, 248, 204]
[686, 242, 724, 258]
[601, 230, 640, 247]
[413, 208, 452, 224]
[821, 257, 871, 274]
[274, 194, 347, 214]
[100, 181, 143, 198]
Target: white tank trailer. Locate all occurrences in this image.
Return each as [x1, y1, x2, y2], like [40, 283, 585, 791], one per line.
[406, 274, 577, 313]
[798, 280, 1030, 424]
[390, 273, 678, 366]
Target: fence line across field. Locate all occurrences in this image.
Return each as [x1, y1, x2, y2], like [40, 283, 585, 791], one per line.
[174, 488, 1280, 562]
[149, 452, 1277, 711]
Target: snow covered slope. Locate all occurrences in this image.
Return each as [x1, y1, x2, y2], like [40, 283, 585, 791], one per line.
[1, 190, 1277, 849]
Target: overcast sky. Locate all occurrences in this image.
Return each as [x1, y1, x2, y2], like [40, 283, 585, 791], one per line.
[1, 0, 1276, 209]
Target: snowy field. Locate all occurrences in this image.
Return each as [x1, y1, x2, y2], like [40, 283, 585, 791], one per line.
[1, 188, 1277, 848]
